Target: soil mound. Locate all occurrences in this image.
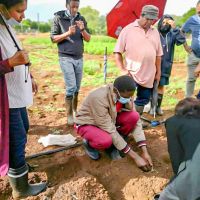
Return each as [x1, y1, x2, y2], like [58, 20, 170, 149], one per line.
[52, 172, 110, 200]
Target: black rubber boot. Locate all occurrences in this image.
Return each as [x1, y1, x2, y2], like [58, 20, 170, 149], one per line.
[8, 164, 47, 200]
[149, 100, 155, 116]
[156, 94, 163, 116]
[72, 92, 78, 114]
[65, 96, 74, 125]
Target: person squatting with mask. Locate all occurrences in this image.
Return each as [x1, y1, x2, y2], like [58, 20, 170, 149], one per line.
[74, 75, 153, 172]
[0, 0, 47, 199]
[51, 0, 91, 126]
[149, 15, 186, 116]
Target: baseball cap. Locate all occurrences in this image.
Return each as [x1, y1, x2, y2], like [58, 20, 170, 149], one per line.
[141, 5, 159, 20]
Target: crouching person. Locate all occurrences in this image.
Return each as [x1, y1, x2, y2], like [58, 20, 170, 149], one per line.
[74, 75, 153, 172]
[154, 97, 200, 200]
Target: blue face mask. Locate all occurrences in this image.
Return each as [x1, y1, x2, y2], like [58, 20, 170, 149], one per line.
[114, 88, 131, 104]
[118, 96, 131, 104]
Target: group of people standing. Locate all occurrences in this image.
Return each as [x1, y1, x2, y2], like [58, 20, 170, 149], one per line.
[0, 0, 200, 200]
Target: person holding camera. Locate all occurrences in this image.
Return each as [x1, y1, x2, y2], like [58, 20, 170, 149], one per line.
[149, 15, 186, 116]
[51, 0, 91, 126]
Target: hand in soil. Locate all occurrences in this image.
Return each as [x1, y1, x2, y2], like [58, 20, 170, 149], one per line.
[136, 156, 152, 172]
[128, 149, 152, 172]
[141, 151, 153, 167]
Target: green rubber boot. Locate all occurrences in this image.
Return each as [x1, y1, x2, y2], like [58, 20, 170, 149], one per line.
[8, 164, 47, 200]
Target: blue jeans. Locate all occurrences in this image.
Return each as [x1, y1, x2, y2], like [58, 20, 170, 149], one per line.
[59, 56, 83, 97]
[9, 107, 29, 169]
[134, 84, 152, 106]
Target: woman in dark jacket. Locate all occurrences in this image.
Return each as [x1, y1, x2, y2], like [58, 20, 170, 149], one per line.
[165, 97, 200, 174]
[150, 15, 186, 115]
[154, 98, 200, 200]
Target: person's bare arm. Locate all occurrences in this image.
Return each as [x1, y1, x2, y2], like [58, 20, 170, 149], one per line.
[76, 20, 91, 42]
[140, 145, 153, 167]
[8, 50, 29, 67]
[155, 56, 161, 82]
[183, 42, 192, 54]
[180, 29, 192, 54]
[124, 98, 134, 110]
[80, 29, 91, 42]
[115, 52, 128, 75]
[127, 149, 152, 172]
[51, 25, 76, 43]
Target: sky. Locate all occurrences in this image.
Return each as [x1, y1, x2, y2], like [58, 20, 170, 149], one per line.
[26, 0, 198, 22]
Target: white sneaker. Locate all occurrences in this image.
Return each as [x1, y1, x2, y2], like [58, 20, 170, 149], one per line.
[143, 102, 151, 113]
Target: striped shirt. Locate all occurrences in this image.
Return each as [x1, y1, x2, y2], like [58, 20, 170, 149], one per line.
[0, 24, 33, 108]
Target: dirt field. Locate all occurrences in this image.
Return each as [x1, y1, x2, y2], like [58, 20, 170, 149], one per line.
[0, 47, 190, 199]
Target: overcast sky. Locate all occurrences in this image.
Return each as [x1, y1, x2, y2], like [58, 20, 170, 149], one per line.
[25, 0, 198, 22]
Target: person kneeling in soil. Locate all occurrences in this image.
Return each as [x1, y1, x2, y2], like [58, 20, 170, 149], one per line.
[154, 97, 200, 200]
[74, 75, 153, 172]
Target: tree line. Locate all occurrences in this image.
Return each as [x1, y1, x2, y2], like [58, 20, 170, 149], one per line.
[15, 6, 195, 34]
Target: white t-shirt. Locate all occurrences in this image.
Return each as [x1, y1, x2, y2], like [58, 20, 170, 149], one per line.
[0, 24, 33, 108]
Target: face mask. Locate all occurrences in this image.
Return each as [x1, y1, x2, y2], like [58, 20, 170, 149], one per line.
[6, 18, 20, 26]
[160, 24, 171, 33]
[114, 88, 131, 104]
[118, 96, 131, 104]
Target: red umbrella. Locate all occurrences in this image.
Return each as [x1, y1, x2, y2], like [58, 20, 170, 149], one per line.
[106, 0, 167, 38]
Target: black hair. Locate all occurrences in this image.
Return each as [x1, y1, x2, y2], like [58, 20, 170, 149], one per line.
[175, 97, 200, 118]
[113, 75, 136, 92]
[0, 0, 26, 9]
[157, 14, 173, 32]
[197, 0, 200, 6]
[66, 0, 79, 5]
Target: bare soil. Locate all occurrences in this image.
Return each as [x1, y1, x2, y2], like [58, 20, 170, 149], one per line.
[0, 38, 191, 200]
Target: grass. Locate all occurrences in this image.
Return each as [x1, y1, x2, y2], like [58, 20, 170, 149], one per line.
[23, 35, 116, 55]
[84, 35, 116, 55]
[174, 43, 188, 63]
